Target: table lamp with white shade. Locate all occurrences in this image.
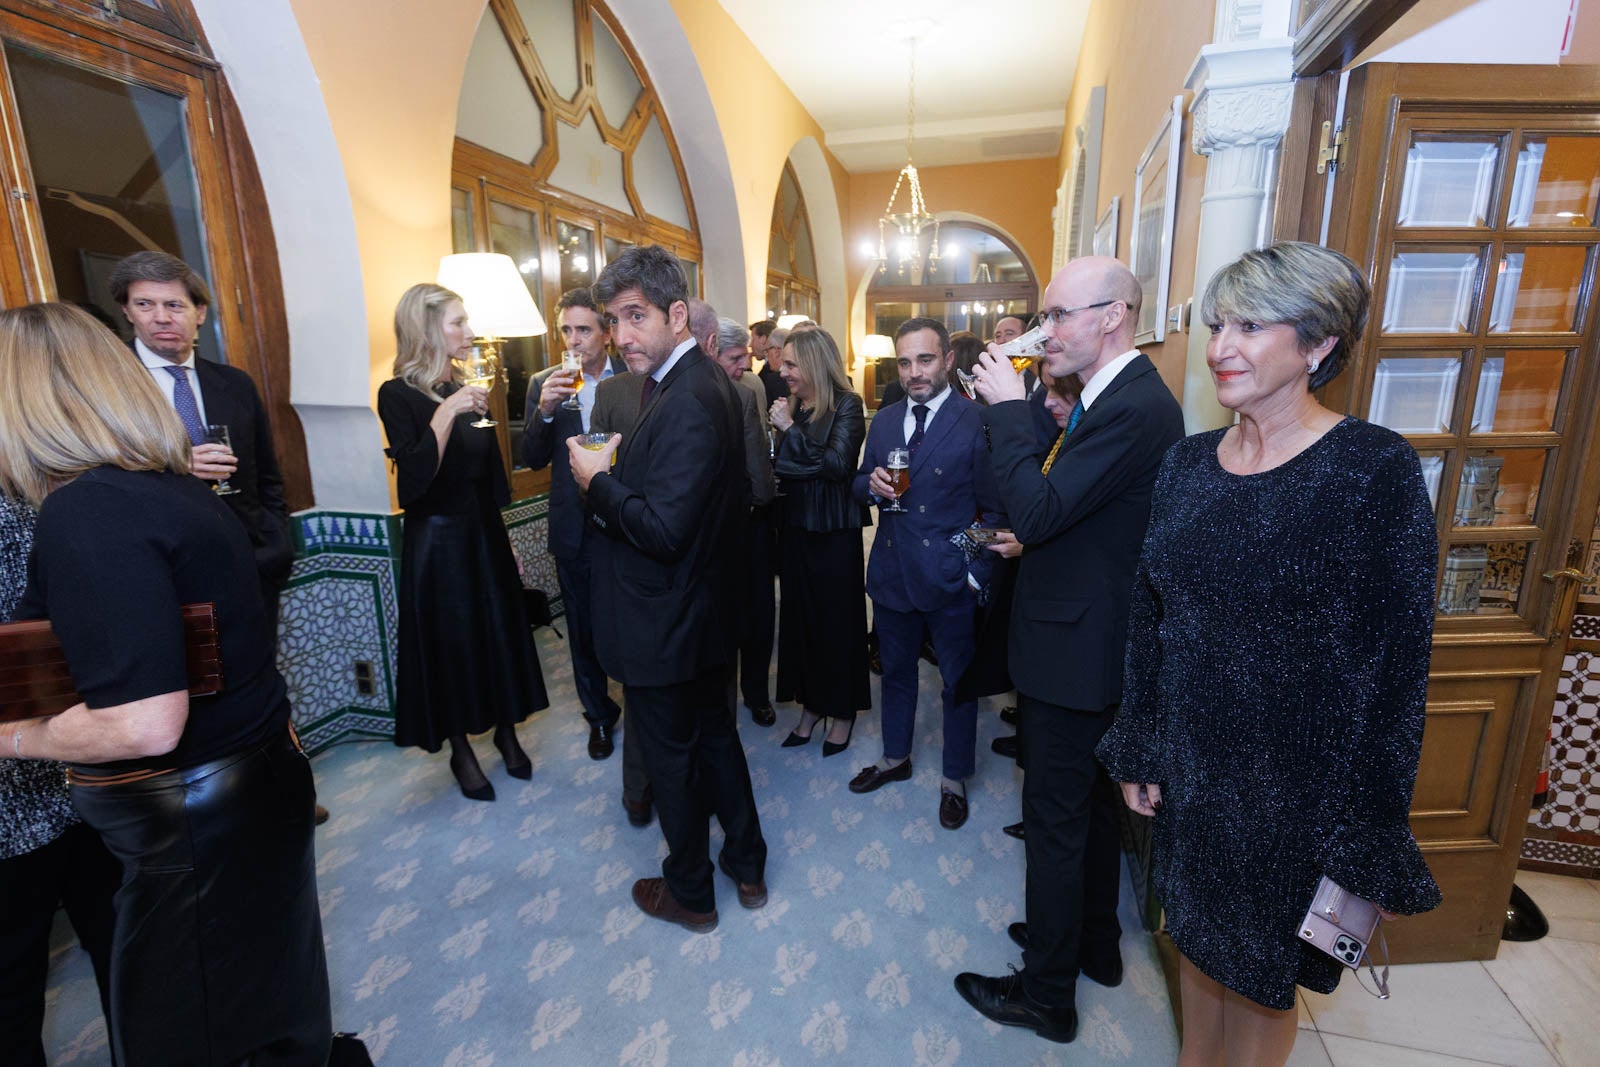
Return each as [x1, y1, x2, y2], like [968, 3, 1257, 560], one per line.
[856, 332, 895, 377]
[437, 253, 547, 427]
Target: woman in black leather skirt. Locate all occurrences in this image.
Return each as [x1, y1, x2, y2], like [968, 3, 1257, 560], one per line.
[0, 303, 330, 1066]
[769, 325, 871, 754]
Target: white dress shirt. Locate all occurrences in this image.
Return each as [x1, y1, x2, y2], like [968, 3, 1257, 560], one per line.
[901, 381, 954, 443]
[1078, 349, 1142, 412]
[137, 338, 208, 426]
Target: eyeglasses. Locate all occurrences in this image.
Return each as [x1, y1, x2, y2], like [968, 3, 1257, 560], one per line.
[1034, 300, 1119, 328]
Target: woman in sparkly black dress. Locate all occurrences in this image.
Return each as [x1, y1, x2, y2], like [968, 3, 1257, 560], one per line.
[1097, 243, 1441, 1065]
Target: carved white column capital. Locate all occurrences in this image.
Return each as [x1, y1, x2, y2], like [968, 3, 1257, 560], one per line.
[1185, 39, 1295, 156]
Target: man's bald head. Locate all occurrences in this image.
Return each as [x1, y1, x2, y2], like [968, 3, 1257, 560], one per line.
[1039, 256, 1144, 379]
[993, 316, 1026, 346]
[688, 298, 718, 352]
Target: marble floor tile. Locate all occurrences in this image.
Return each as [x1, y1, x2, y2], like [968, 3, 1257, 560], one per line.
[1302, 960, 1556, 1067]
[1482, 935, 1600, 1067]
[1286, 1028, 1333, 1066]
[1514, 872, 1600, 944]
[1322, 1033, 1518, 1066]
[1298, 994, 1315, 1029]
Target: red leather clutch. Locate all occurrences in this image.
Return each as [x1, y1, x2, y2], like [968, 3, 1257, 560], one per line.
[0, 603, 221, 724]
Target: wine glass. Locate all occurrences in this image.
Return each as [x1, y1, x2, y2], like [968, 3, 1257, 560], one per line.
[560, 351, 584, 412]
[880, 447, 910, 513]
[206, 425, 240, 496]
[461, 347, 498, 428]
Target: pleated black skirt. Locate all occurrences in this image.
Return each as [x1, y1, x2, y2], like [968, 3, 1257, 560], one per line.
[394, 498, 548, 751]
[775, 525, 871, 719]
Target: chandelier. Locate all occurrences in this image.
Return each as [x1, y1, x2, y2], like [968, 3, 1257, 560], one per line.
[877, 37, 939, 277]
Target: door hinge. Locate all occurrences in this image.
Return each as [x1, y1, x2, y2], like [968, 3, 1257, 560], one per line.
[1317, 121, 1346, 174]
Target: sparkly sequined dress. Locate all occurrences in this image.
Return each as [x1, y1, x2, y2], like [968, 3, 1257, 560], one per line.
[1097, 417, 1443, 1010]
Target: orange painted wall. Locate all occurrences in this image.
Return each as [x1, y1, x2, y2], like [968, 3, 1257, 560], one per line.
[1055, 0, 1215, 398]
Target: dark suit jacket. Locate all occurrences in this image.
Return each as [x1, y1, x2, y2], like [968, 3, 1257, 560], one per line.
[585, 346, 748, 687]
[852, 391, 1001, 614]
[521, 355, 626, 561]
[757, 364, 788, 408]
[193, 358, 293, 587]
[984, 354, 1184, 711]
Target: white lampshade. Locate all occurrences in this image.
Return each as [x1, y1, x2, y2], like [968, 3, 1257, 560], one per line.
[857, 334, 895, 361]
[437, 253, 547, 338]
[776, 314, 812, 330]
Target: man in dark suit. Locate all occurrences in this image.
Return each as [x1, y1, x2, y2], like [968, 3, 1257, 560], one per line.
[523, 288, 627, 761]
[847, 316, 1002, 831]
[955, 257, 1184, 1043]
[568, 245, 767, 933]
[110, 251, 293, 640]
[749, 319, 788, 409]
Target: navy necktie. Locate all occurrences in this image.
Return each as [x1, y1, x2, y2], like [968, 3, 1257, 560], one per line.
[907, 404, 928, 458]
[640, 375, 658, 414]
[165, 365, 206, 445]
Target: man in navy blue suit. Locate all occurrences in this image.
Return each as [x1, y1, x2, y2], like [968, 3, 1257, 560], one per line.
[846, 317, 1002, 830]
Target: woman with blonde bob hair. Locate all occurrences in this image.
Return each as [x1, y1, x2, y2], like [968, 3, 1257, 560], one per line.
[0, 302, 332, 1064]
[377, 283, 548, 801]
[768, 323, 871, 753]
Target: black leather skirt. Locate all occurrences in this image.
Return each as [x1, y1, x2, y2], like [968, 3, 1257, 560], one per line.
[70, 732, 331, 1066]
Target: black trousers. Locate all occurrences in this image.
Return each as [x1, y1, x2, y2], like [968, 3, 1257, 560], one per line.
[625, 666, 767, 913]
[556, 549, 622, 727]
[738, 506, 776, 710]
[1018, 693, 1123, 1004]
[0, 823, 120, 1067]
[72, 732, 331, 1067]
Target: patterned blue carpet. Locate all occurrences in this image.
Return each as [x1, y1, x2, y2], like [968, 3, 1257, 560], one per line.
[42, 626, 1180, 1065]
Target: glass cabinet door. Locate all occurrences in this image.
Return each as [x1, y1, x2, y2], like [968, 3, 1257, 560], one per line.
[487, 197, 547, 463]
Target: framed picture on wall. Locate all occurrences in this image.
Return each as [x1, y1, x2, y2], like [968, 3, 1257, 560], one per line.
[1130, 95, 1183, 345]
[1094, 196, 1119, 258]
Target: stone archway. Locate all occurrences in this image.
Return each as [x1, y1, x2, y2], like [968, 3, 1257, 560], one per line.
[784, 137, 848, 344]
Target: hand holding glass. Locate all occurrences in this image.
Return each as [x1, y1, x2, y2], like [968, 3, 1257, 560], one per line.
[206, 424, 239, 496]
[880, 447, 910, 513]
[461, 347, 498, 428]
[560, 351, 584, 411]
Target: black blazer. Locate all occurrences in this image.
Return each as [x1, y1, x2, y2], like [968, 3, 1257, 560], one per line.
[194, 359, 293, 588]
[585, 346, 748, 687]
[521, 355, 626, 561]
[984, 354, 1184, 711]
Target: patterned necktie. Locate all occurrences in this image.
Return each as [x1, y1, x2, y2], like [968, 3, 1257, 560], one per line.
[1041, 401, 1082, 476]
[165, 365, 206, 445]
[639, 375, 658, 414]
[907, 404, 928, 458]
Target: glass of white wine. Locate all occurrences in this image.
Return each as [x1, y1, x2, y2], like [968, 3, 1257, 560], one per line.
[462, 346, 498, 428]
[206, 424, 240, 496]
[561, 351, 584, 412]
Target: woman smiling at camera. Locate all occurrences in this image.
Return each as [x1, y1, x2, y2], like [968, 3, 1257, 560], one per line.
[1096, 242, 1442, 1066]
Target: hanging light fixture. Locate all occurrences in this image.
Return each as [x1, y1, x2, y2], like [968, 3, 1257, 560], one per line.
[877, 35, 939, 278]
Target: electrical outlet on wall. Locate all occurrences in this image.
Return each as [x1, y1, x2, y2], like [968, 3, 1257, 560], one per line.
[353, 659, 375, 697]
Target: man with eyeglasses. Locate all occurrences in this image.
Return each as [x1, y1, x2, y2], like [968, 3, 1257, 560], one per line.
[954, 257, 1184, 1044]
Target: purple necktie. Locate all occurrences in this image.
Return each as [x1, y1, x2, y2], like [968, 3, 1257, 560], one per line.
[165, 365, 206, 445]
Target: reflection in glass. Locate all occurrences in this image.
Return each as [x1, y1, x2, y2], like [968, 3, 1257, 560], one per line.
[1508, 135, 1600, 227]
[556, 219, 594, 295]
[678, 258, 699, 298]
[603, 235, 634, 268]
[1381, 250, 1480, 333]
[1416, 451, 1446, 511]
[1438, 541, 1527, 616]
[1397, 134, 1500, 227]
[1472, 349, 1565, 432]
[489, 202, 546, 457]
[451, 189, 475, 254]
[768, 231, 792, 275]
[1453, 449, 1546, 528]
[1488, 245, 1587, 332]
[1368, 354, 1462, 433]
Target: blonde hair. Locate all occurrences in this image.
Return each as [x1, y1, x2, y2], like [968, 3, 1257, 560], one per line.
[393, 283, 463, 395]
[783, 324, 854, 425]
[0, 303, 190, 506]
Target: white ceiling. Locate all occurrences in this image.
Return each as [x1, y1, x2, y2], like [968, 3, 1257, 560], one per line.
[716, 0, 1091, 173]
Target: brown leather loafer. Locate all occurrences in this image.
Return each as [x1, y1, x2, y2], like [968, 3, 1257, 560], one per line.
[848, 759, 912, 794]
[622, 793, 653, 827]
[717, 854, 768, 909]
[631, 877, 717, 933]
[939, 790, 969, 830]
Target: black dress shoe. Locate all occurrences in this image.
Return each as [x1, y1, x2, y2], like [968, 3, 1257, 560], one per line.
[588, 720, 616, 761]
[821, 720, 854, 758]
[749, 702, 776, 727]
[868, 649, 883, 675]
[954, 970, 1077, 1043]
[622, 793, 653, 827]
[1005, 924, 1121, 986]
[991, 735, 1020, 760]
[999, 705, 1019, 726]
[939, 790, 969, 830]
[848, 759, 912, 794]
[1003, 821, 1025, 840]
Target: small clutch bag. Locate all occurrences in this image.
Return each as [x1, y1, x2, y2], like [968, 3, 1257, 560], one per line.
[1299, 876, 1391, 998]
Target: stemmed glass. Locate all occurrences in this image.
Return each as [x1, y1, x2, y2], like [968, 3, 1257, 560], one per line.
[560, 351, 584, 412]
[206, 424, 240, 496]
[880, 447, 910, 513]
[461, 347, 498, 428]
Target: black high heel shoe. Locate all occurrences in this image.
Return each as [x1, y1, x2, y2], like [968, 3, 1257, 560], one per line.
[448, 744, 496, 802]
[822, 719, 854, 758]
[495, 725, 532, 780]
[781, 714, 823, 748]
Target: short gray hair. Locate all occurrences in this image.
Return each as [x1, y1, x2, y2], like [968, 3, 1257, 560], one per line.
[768, 327, 790, 350]
[1200, 241, 1369, 390]
[715, 317, 749, 353]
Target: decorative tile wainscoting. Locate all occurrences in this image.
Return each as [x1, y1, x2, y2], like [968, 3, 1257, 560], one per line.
[279, 497, 553, 753]
[1522, 612, 1600, 879]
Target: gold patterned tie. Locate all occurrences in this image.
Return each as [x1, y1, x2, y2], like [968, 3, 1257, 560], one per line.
[1040, 401, 1081, 475]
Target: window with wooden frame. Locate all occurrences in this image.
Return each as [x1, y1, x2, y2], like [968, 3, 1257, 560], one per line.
[0, 0, 309, 507]
[451, 0, 702, 499]
[765, 161, 820, 322]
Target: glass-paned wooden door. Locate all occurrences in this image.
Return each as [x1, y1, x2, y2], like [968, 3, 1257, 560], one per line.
[486, 196, 547, 460]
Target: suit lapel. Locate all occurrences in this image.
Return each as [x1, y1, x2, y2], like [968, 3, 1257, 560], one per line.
[194, 358, 230, 421]
[619, 345, 699, 466]
[908, 389, 964, 477]
[1062, 355, 1154, 452]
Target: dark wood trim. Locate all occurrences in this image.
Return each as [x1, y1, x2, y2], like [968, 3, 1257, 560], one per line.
[1273, 71, 1341, 242]
[2, 0, 213, 69]
[1292, 0, 1418, 76]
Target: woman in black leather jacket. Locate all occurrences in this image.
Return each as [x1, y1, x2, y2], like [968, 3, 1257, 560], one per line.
[769, 325, 872, 754]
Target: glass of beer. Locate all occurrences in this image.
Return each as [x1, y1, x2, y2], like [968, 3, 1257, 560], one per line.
[576, 432, 610, 451]
[881, 447, 910, 513]
[462, 347, 498, 428]
[561, 351, 584, 411]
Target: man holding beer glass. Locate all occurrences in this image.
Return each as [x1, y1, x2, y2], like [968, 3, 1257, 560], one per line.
[848, 317, 1003, 830]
